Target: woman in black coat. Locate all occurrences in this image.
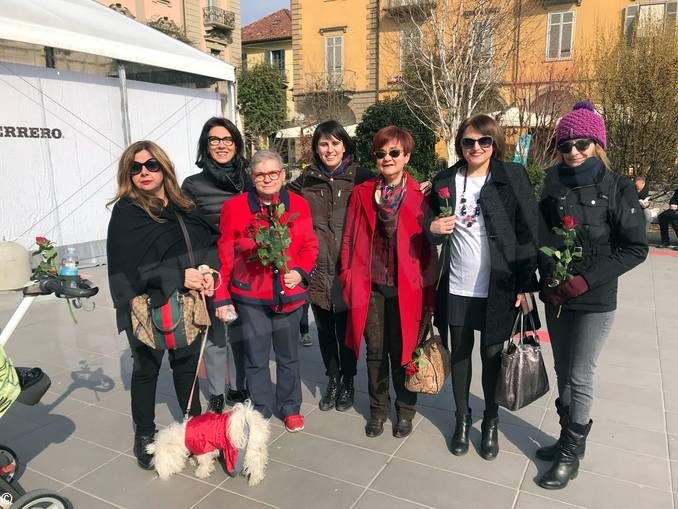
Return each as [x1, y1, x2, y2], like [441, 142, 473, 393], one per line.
[107, 140, 219, 470]
[427, 114, 538, 460]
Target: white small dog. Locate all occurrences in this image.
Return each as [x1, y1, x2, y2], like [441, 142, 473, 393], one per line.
[146, 401, 270, 486]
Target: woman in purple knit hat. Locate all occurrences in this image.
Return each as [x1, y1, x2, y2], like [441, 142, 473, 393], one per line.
[535, 101, 648, 489]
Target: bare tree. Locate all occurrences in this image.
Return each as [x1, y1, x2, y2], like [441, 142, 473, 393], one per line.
[392, 0, 520, 162]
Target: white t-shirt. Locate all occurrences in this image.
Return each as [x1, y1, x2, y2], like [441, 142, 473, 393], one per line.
[448, 171, 491, 298]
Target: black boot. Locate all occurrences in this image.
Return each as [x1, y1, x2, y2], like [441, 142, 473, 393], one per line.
[450, 411, 472, 456]
[480, 412, 499, 460]
[365, 415, 385, 437]
[207, 393, 225, 414]
[319, 376, 339, 411]
[538, 420, 591, 490]
[537, 398, 569, 461]
[134, 432, 156, 470]
[335, 377, 354, 412]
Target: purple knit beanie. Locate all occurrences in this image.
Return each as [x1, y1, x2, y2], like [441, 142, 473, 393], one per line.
[556, 100, 607, 150]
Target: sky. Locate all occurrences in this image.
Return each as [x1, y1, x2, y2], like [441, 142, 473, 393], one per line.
[241, 0, 290, 26]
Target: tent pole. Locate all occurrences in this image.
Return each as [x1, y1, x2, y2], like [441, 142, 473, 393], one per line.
[118, 62, 131, 146]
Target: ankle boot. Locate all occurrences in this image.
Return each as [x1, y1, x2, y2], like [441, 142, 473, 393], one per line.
[319, 376, 339, 411]
[537, 398, 570, 461]
[335, 377, 354, 412]
[134, 431, 156, 470]
[538, 420, 591, 490]
[480, 412, 499, 460]
[450, 411, 472, 456]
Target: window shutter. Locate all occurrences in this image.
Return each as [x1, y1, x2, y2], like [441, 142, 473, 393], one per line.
[547, 14, 561, 60]
[623, 5, 639, 41]
[561, 21, 573, 58]
[667, 2, 677, 26]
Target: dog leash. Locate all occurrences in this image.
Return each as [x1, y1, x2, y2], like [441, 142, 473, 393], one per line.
[184, 291, 211, 421]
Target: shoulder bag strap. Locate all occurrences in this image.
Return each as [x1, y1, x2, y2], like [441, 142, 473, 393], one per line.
[175, 212, 196, 267]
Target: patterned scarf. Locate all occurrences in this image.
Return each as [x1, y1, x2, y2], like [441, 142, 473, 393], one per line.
[374, 175, 407, 239]
[318, 156, 353, 178]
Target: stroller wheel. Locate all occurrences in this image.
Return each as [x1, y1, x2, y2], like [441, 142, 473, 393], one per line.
[13, 489, 73, 509]
[0, 445, 18, 483]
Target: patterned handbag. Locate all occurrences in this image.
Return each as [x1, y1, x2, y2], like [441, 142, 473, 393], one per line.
[404, 313, 451, 394]
[130, 213, 210, 350]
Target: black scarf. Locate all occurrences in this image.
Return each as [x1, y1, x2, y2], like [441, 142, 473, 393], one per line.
[557, 157, 605, 188]
[200, 157, 248, 194]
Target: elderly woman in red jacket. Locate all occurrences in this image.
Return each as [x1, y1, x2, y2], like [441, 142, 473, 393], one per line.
[214, 150, 318, 432]
[339, 126, 436, 439]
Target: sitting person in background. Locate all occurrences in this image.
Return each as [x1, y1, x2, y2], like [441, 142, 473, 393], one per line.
[658, 188, 678, 248]
[634, 176, 651, 223]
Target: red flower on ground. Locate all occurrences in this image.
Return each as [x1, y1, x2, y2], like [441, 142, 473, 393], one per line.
[562, 215, 577, 230]
[35, 236, 48, 246]
[405, 362, 418, 376]
[438, 187, 451, 200]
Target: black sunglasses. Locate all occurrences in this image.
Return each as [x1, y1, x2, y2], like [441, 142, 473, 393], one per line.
[461, 136, 493, 149]
[374, 149, 402, 159]
[131, 158, 161, 175]
[558, 139, 594, 154]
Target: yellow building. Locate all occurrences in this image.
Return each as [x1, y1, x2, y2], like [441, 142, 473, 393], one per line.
[293, 0, 677, 125]
[242, 9, 295, 121]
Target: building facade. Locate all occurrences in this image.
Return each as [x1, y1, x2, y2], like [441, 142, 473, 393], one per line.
[293, 0, 677, 125]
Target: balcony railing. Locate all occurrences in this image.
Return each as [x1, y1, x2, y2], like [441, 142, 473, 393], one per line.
[385, 0, 435, 19]
[203, 6, 235, 31]
[541, 0, 582, 7]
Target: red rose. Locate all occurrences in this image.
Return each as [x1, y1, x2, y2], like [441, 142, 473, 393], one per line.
[35, 236, 48, 246]
[405, 362, 418, 376]
[438, 188, 451, 200]
[562, 215, 577, 230]
[271, 193, 281, 206]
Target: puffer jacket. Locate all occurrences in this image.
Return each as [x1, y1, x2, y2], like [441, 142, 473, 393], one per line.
[538, 161, 648, 312]
[182, 160, 252, 230]
[287, 162, 373, 310]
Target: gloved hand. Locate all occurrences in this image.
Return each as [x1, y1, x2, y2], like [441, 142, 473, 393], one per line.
[541, 275, 589, 306]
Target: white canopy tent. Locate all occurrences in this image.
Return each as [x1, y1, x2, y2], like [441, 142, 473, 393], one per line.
[276, 124, 357, 139]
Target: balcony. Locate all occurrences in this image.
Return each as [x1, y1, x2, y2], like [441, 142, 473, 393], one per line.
[385, 0, 435, 20]
[541, 0, 582, 7]
[203, 6, 235, 31]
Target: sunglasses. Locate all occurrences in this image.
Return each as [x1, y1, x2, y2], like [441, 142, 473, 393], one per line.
[131, 158, 161, 175]
[461, 136, 494, 149]
[558, 139, 594, 154]
[374, 149, 403, 159]
[252, 170, 282, 183]
[208, 135, 234, 147]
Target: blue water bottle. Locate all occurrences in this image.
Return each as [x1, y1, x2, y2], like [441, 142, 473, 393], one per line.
[59, 246, 79, 287]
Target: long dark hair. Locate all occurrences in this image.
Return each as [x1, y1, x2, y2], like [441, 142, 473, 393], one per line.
[195, 117, 245, 169]
[311, 120, 356, 167]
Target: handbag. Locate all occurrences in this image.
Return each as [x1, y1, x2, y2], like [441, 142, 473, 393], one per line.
[495, 311, 549, 411]
[130, 213, 210, 350]
[404, 313, 451, 394]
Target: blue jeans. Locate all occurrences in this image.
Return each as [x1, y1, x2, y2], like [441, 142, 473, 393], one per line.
[546, 305, 615, 425]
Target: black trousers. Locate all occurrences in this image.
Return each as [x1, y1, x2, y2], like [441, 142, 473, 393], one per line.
[300, 302, 310, 335]
[126, 331, 202, 436]
[311, 303, 357, 378]
[237, 303, 303, 419]
[658, 209, 678, 244]
[449, 326, 502, 418]
[364, 287, 417, 420]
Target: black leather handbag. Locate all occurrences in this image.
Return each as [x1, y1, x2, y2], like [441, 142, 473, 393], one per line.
[495, 311, 549, 411]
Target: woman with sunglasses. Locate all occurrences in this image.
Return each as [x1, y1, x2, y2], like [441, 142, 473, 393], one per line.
[536, 101, 647, 489]
[213, 151, 318, 431]
[427, 114, 539, 460]
[287, 120, 373, 413]
[106, 141, 219, 470]
[339, 126, 436, 439]
[181, 117, 250, 414]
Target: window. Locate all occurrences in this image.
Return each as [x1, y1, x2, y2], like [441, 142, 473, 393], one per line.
[325, 35, 343, 88]
[266, 49, 285, 72]
[546, 11, 575, 61]
[400, 25, 420, 70]
[624, 2, 677, 38]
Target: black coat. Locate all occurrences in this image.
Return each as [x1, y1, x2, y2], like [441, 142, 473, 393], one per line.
[427, 158, 539, 347]
[287, 162, 373, 310]
[538, 162, 648, 312]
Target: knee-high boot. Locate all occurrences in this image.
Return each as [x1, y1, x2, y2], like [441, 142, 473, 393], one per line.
[538, 420, 592, 490]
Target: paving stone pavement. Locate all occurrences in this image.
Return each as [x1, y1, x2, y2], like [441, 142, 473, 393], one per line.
[0, 248, 676, 508]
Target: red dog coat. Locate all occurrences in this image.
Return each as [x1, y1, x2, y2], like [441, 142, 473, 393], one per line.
[184, 413, 239, 474]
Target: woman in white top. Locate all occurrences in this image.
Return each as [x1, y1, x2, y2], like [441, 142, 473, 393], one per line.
[428, 115, 539, 460]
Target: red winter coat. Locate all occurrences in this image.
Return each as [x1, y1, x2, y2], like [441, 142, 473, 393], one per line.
[214, 188, 318, 313]
[339, 173, 436, 366]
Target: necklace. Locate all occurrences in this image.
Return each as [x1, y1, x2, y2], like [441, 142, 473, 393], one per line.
[459, 167, 491, 227]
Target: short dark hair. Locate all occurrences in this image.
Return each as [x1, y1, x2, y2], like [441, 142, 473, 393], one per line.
[195, 117, 245, 168]
[371, 125, 415, 156]
[454, 114, 507, 162]
[311, 120, 355, 167]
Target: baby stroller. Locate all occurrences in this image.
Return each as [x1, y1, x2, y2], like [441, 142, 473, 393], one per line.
[0, 262, 98, 508]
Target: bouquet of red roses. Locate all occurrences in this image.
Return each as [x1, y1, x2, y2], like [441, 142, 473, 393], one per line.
[248, 194, 298, 273]
[539, 215, 581, 287]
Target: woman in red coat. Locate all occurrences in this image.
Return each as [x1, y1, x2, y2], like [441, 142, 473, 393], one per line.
[214, 150, 318, 432]
[339, 126, 436, 439]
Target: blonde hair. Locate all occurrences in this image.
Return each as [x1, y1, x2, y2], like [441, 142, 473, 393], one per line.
[107, 140, 194, 222]
[555, 143, 611, 169]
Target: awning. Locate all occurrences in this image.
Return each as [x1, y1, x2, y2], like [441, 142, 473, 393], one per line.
[0, 0, 235, 82]
[490, 107, 552, 128]
[276, 124, 357, 139]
